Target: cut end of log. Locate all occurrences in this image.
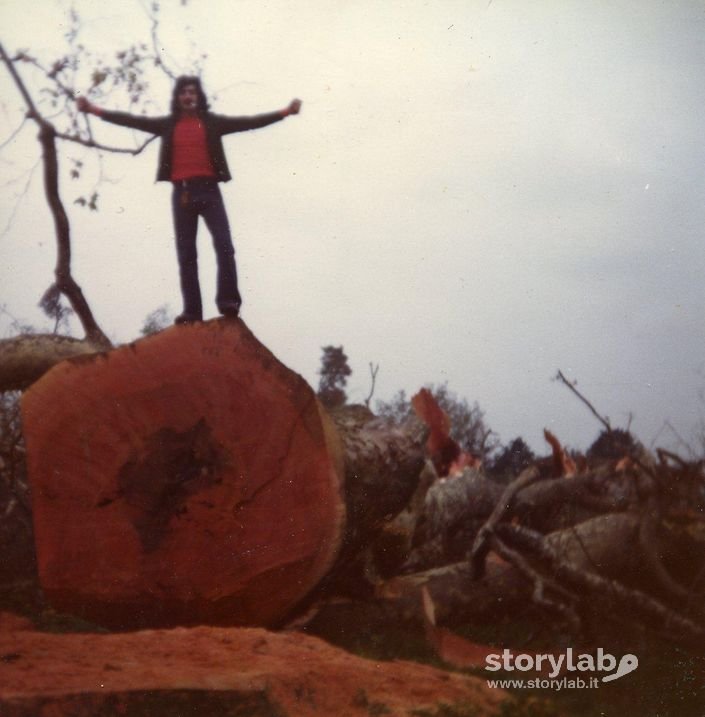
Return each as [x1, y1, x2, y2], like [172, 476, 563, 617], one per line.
[21, 318, 346, 629]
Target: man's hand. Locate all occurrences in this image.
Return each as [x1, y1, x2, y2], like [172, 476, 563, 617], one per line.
[282, 98, 302, 117]
[76, 96, 98, 115]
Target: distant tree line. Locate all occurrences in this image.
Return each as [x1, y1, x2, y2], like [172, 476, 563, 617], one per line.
[314, 344, 648, 480]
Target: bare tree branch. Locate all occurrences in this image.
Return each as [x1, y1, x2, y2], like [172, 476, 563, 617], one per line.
[1, 45, 42, 118]
[14, 53, 76, 103]
[555, 369, 611, 432]
[470, 466, 540, 579]
[498, 522, 705, 646]
[0, 41, 111, 348]
[658, 420, 696, 458]
[11, 47, 158, 156]
[0, 158, 40, 238]
[37, 122, 111, 347]
[0, 117, 28, 151]
[364, 362, 379, 408]
[57, 130, 157, 155]
[138, 0, 178, 80]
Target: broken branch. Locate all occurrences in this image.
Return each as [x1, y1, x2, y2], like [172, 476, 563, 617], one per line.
[555, 369, 611, 432]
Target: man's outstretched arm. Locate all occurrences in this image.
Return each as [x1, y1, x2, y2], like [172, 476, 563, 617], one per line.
[76, 97, 168, 135]
[216, 98, 302, 135]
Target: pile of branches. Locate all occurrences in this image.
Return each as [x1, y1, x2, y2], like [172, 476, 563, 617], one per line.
[337, 421, 705, 656]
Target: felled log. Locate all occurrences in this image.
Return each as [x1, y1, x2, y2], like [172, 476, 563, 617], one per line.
[21, 319, 425, 629]
[379, 512, 645, 628]
[0, 334, 101, 392]
[366, 509, 705, 655]
[404, 465, 637, 572]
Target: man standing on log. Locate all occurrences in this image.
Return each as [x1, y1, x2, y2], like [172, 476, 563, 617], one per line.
[77, 77, 301, 324]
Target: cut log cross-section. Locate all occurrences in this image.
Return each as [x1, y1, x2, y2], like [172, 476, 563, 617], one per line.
[21, 319, 354, 629]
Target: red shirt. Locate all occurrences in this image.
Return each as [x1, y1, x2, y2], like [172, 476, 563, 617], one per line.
[170, 116, 216, 181]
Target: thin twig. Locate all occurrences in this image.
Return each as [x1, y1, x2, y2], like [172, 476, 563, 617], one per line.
[655, 421, 697, 460]
[364, 362, 379, 408]
[1, 44, 42, 119]
[0, 159, 41, 238]
[57, 131, 157, 155]
[0, 117, 28, 151]
[10, 47, 157, 157]
[17, 54, 76, 101]
[656, 447, 690, 471]
[138, 0, 178, 80]
[555, 369, 611, 432]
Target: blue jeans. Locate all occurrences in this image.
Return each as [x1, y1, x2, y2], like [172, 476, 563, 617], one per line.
[171, 178, 241, 318]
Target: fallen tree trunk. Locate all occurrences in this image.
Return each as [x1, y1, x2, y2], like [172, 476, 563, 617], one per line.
[0, 334, 102, 392]
[404, 465, 636, 573]
[364, 504, 705, 651]
[21, 319, 426, 629]
[377, 512, 645, 627]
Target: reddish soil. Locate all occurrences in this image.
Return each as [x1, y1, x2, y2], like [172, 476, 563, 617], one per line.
[0, 615, 507, 716]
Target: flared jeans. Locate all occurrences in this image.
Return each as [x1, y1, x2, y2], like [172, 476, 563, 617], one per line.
[171, 178, 241, 319]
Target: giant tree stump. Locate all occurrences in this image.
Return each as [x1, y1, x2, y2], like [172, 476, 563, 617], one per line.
[21, 320, 350, 628]
[21, 319, 426, 629]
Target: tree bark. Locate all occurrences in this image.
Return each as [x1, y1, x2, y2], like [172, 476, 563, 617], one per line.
[377, 512, 644, 628]
[20, 319, 425, 629]
[0, 42, 111, 348]
[38, 123, 112, 347]
[0, 334, 102, 392]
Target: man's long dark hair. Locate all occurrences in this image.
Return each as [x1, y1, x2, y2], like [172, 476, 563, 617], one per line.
[170, 75, 210, 114]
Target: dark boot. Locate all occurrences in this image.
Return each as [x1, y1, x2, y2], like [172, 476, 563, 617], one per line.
[218, 300, 241, 318]
[174, 312, 202, 325]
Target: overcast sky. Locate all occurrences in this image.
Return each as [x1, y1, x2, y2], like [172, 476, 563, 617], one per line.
[1, 0, 704, 454]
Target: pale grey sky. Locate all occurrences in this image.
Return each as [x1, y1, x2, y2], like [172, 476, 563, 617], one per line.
[1, 0, 704, 454]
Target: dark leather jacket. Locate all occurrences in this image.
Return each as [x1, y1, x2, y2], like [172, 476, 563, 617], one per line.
[99, 109, 284, 182]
